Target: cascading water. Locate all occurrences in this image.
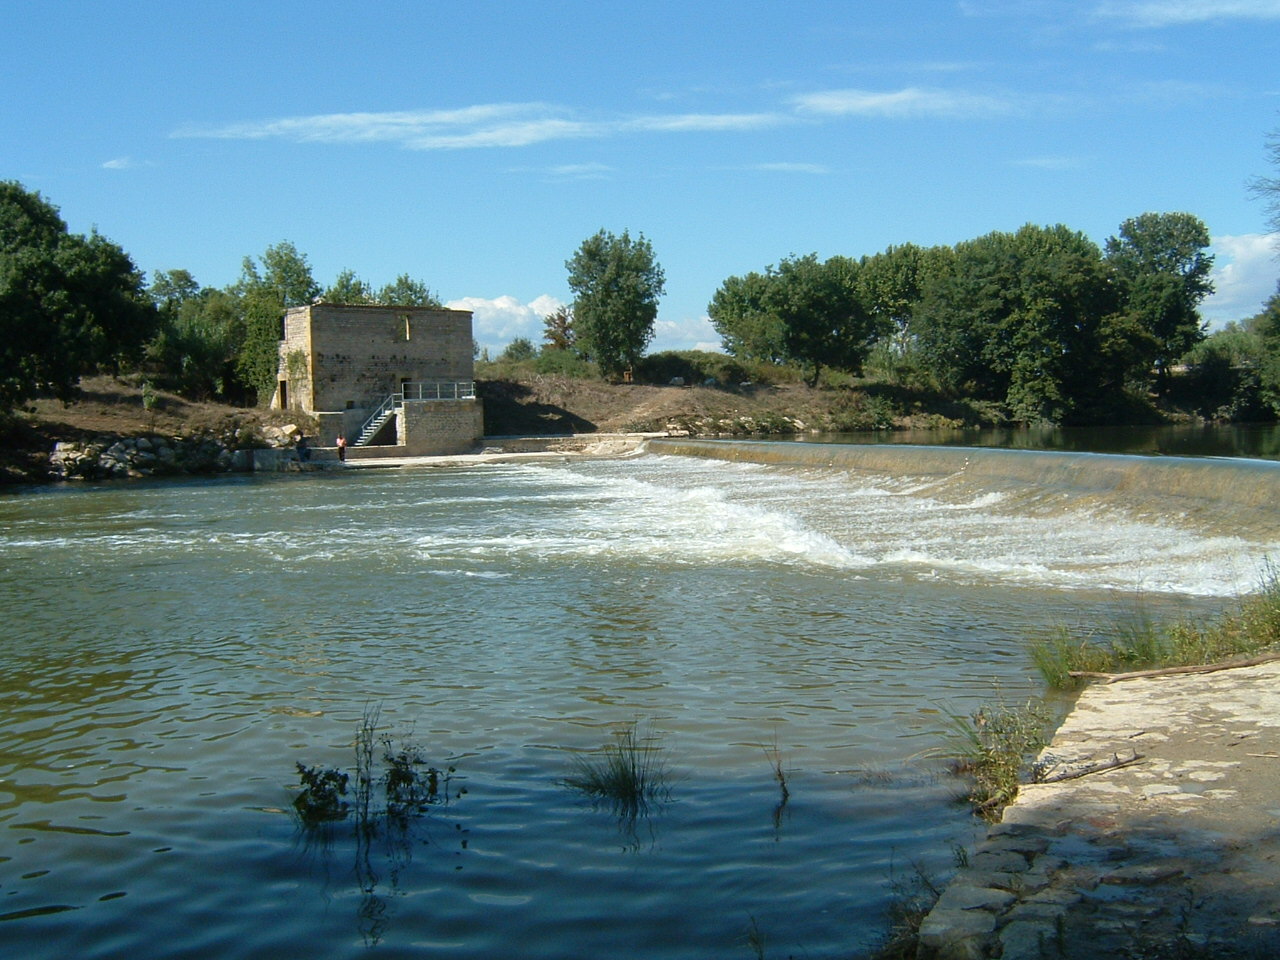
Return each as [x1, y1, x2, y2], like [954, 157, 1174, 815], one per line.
[0, 443, 1270, 959]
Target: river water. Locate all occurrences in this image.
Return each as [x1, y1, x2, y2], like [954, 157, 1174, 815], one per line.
[0, 444, 1274, 959]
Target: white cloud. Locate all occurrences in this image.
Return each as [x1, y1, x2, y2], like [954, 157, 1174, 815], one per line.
[792, 86, 1014, 119]
[651, 314, 724, 353]
[102, 156, 146, 170]
[1201, 233, 1280, 326]
[1093, 0, 1280, 26]
[547, 162, 614, 180]
[175, 103, 786, 152]
[626, 112, 782, 133]
[1009, 155, 1085, 170]
[447, 294, 564, 351]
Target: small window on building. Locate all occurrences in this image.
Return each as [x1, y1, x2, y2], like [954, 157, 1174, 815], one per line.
[346, 400, 355, 410]
[402, 315, 411, 341]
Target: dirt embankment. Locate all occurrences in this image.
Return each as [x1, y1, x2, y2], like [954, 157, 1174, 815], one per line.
[0, 377, 309, 485]
[476, 376, 928, 436]
[1, 374, 943, 485]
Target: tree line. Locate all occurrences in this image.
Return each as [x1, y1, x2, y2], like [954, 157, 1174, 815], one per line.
[706, 214, 1217, 423]
[6, 174, 1280, 427]
[0, 179, 440, 412]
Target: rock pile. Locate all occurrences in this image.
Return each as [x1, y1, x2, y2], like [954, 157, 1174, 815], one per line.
[48, 424, 306, 481]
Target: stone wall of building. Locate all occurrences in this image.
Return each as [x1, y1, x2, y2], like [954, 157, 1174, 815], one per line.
[397, 399, 484, 455]
[276, 303, 474, 416]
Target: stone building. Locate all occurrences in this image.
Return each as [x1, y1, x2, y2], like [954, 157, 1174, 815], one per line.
[273, 302, 483, 457]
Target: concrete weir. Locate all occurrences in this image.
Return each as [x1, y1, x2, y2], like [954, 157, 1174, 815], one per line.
[647, 438, 1280, 538]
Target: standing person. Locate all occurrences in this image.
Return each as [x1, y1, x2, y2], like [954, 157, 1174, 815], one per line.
[336, 432, 347, 462]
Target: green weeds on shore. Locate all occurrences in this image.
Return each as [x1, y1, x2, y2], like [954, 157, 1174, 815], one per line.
[1032, 566, 1280, 689]
[944, 698, 1054, 821]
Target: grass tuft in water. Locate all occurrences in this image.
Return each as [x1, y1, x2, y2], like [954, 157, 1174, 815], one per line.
[1032, 567, 1280, 689]
[944, 697, 1053, 821]
[561, 721, 672, 817]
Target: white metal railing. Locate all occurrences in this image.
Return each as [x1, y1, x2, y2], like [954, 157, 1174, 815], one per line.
[400, 380, 477, 401]
[354, 381, 478, 446]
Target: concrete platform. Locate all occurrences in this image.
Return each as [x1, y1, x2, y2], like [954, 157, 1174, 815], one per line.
[917, 660, 1280, 958]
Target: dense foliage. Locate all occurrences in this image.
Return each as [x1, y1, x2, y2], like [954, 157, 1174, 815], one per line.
[0, 181, 158, 409]
[566, 229, 665, 380]
[142, 243, 440, 404]
[710, 213, 1228, 424]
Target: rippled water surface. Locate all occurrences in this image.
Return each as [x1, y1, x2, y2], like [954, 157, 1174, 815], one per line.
[0, 450, 1266, 959]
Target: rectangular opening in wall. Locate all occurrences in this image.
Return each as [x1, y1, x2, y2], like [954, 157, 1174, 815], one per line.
[402, 315, 411, 341]
[278, 380, 289, 409]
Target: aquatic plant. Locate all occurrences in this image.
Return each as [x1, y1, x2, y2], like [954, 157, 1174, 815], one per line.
[561, 721, 672, 817]
[293, 763, 350, 826]
[293, 705, 458, 832]
[944, 697, 1053, 820]
[869, 857, 944, 960]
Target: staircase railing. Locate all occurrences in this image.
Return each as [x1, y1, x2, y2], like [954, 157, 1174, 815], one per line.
[353, 381, 478, 446]
[355, 393, 400, 446]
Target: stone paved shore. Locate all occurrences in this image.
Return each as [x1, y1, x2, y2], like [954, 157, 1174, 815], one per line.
[917, 661, 1280, 959]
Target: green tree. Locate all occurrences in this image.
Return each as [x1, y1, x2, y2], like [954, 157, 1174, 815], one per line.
[230, 241, 320, 402]
[149, 268, 201, 311]
[707, 270, 787, 363]
[145, 272, 241, 400]
[857, 243, 954, 345]
[323, 268, 374, 304]
[1251, 285, 1280, 414]
[498, 337, 537, 362]
[566, 229, 665, 379]
[541, 305, 577, 352]
[765, 253, 877, 386]
[0, 181, 158, 410]
[914, 224, 1120, 422]
[376, 273, 441, 307]
[1104, 212, 1214, 394]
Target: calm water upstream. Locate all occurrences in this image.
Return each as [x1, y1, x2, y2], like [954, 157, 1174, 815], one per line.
[0, 445, 1273, 959]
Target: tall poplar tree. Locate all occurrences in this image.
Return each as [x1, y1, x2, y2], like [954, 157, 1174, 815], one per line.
[566, 229, 665, 380]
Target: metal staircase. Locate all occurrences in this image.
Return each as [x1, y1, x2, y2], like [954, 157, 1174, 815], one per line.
[355, 394, 399, 446]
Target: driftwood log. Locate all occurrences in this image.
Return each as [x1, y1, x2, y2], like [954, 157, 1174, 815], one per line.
[1068, 652, 1280, 684]
[1034, 751, 1145, 784]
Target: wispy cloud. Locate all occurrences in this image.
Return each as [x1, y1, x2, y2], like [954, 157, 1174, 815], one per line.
[626, 112, 781, 133]
[174, 104, 600, 149]
[791, 86, 1015, 119]
[174, 103, 785, 151]
[102, 156, 147, 170]
[547, 163, 614, 180]
[1092, 0, 1280, 26]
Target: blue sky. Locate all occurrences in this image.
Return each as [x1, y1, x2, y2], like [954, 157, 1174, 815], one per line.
[4, 0, 1279, 355]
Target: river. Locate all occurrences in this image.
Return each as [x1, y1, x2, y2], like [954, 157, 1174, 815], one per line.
[0, 443, 1273, 959]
